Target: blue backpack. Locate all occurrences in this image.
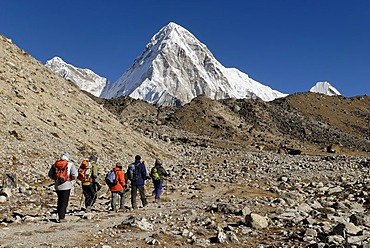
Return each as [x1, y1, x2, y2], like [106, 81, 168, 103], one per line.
[127, 163, 139, 181]
[105, 170, 117, 186]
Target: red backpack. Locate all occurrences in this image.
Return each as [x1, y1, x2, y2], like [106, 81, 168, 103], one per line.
[77, 160, 92, 182]
[53, 160, 70, 183]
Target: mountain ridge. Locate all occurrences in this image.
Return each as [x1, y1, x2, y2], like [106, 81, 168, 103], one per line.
[45, 56, 108, 97]
[100, 22, 288, 105]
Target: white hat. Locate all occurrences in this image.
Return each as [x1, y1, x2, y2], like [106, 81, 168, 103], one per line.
[60, 153, 70, 161]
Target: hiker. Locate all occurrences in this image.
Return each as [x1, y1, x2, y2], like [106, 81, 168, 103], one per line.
[108, 162, 126, 212]
[150, 158, 169, 203]
[127, 155, 148, 209]
[48, 152, 78, 223]
[78, 155, 99, 212]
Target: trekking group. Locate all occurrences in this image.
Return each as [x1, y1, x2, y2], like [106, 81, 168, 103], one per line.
[48, 153, 168, 223]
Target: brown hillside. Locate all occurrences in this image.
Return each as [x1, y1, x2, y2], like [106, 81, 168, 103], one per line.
[0, 34, 169, 179]
[94, 93, 370, 154]
[286, 93, 369, 140]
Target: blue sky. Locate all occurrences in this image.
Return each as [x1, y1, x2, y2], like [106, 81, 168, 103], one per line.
[1, 0, 369, 97]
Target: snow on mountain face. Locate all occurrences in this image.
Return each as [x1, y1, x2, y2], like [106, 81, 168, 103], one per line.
[309, 81, 341, 96]
[100, 22, 287, 106]
[45, 57, 108, 97]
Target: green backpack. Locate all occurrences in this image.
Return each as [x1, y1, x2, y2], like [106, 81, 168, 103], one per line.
[151, 167, 160, 181]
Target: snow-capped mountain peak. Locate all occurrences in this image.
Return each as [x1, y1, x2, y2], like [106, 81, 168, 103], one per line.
[309, 81, 341, 96]
[100, 22, 287, 105]
[45, 57, 108, 97]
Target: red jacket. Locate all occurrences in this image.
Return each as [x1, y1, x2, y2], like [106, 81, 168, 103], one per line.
[109, 167, 125, 192]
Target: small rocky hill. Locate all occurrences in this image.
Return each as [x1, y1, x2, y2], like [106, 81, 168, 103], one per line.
[92, 92, 370, 155]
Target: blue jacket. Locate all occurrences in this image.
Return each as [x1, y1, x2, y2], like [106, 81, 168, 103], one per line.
[130, 160, 147, 186]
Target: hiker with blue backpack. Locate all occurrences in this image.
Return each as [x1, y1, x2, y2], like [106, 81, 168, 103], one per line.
[106, 162, 126, 212]
[150, 158, 169, 203]
[127, 155, 148, 209]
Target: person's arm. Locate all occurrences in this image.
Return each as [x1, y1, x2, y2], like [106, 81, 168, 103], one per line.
[92, 163, 98, 181]
[142, 164, 147, 180]
[48, 164, 55, 179]
[119, 171, 126, 186]
[159, 166, 169, 177]
[69, 163, 78, 180]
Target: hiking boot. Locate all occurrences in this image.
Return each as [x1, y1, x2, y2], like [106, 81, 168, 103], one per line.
[86, 206, 92, 213]
[58, 218, 67, 223]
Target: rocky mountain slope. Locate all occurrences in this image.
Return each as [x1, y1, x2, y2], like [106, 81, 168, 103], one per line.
[0, 34, 170, 181]
[92, 92, 370, 154]
[0, 33, 369, 247]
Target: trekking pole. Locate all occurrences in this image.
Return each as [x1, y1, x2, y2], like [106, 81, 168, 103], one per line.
[79, 184, 84, 209]
[165, 179, 168, 202]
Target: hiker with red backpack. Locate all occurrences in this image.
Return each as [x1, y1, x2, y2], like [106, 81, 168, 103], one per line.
[48, 153, 78, 223]
[150, 158, 169, 203]
[77, 155, 99, 212]
[107, 162, 126, 212]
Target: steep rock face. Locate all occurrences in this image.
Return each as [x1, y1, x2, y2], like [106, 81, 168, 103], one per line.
[309, 81, 341, 96]
[0, 34, 167, 176]
[101, 22, 287, 106]
[45, 57, 108, 97]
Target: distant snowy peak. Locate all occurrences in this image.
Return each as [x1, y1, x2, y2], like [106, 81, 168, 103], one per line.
[100, 22, 287, 106]
[45, 57, 108, 97]
[309, 81, 341, 96]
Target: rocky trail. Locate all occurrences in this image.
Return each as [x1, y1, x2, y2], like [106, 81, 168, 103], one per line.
[1, 151, 369, 247]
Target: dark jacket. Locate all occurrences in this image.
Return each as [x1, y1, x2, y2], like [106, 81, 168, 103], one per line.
[129, 160, 147, 186]
[151, 164, 168, 182]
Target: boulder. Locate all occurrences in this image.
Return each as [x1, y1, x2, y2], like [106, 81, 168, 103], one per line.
[245, 213, 269, 229]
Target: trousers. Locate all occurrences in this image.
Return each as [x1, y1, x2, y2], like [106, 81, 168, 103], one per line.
[56, 189, 71, 220]
[111, 190, 126, 210]
[131, 185, 147, 208]
[153, 180, 163, 200]
[82, 184, 97, 208]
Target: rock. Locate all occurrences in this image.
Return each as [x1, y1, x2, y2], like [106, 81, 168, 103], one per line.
[145, 237, 160, 245]
[193, 238, 210, 247]
[82, 213, 94, 220]
[227, 231, 239, 244]
[331, 223, 346, 237]
[117, 216, 154, 231]
[326, 235, 345, 245]
[345, 222, 362, 235]
[350, 213, 370, 227]
[0, 195, 7, 203]
[0, 188, 12, 197]
[2, 174, 17, 188]
[327, 144, 340, 153]
[241, 206, 251, 216]
[347, 235, 370, 245]
[303, 228, 317, 242]
[245, 213, 269, 229]
[217, 231, 228, 243]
